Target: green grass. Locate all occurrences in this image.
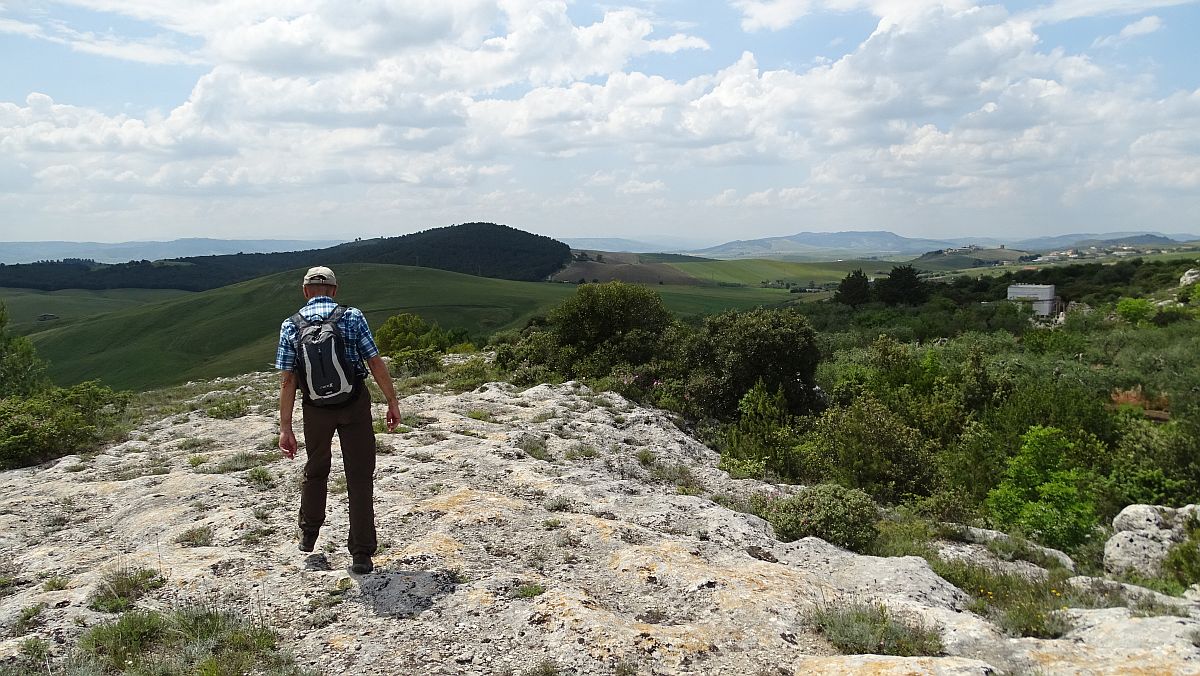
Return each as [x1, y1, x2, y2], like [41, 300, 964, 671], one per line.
[87, 566, 164, 613]
[76, 604, 303, 674]
[0, 287, 189, 335]
[28, 263, 806, 392]
[809, 601, 943, 656]
[667, 259, 879, 286]
[175, 526, 214, 547]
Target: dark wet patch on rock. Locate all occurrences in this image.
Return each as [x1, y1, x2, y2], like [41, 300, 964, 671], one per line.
[357, 569, 457, 618]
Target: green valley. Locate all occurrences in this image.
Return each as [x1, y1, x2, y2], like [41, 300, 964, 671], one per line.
[26, 264, 792, 391]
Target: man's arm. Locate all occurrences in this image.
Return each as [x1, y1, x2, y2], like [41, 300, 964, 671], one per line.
[366, 355, 401, 432]
[278, 370, 300, 459]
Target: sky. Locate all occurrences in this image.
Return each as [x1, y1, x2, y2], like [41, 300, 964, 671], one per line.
[1, 0, 1198, 246]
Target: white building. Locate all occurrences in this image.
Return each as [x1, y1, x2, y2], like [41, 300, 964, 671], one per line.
[1007, 284, 1057, 316]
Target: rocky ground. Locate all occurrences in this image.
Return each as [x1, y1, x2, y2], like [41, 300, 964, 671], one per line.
[1, 372, 1199, 675]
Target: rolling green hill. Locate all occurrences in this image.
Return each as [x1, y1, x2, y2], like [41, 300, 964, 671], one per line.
[667, 259, 885, 285]
[29, 264, 792, 391]
[0, 222, 570, 291]
[1, 287, 191, 335]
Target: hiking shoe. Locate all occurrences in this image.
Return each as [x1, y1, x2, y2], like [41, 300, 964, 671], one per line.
[298, 531, 318, 553]
[351, 554, 373, 574]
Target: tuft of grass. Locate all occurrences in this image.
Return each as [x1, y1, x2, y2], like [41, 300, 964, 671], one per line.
[252, 506, 272, 521]
[42, 575, 69, 592]
[87, 566, 165, 613]
[650, 463, 705, 496]
[542, 518, 563, 530]
[246, 467, 274, 488]
[636, 449, 656, 467]
[809, 601, 943, 657]
[187, 455, 208, 468]
[202, 451, 277, 474]
[239, 526, 277, 545]
[178, 437, 215, 451]
[614, 659, 639, 676]
[564, 443, 599, 461]
[77, 604, 299, 674]
[930, 559, 1072, 638]
[330, 476, 348, 494]
[519, 436, 553, 462]
[12, 603, 47, 636]
[175, 525, 214, 548]
[527, 660, 559, 676]
[19, 637, 49, 663]
[205, 398, 251, 419]
[544, 496, 573, 513]
[514, 583, 546, 599]
[466, 409, 494, 422]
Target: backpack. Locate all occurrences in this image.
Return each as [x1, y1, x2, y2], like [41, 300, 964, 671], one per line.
[291, 306, 358, 406]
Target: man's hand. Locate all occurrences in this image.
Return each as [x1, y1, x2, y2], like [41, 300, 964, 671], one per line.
[386, 400, 402, 432]
[279, 428, 299, 459]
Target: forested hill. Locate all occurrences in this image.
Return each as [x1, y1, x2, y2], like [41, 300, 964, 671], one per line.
[0, 222, 571, 291]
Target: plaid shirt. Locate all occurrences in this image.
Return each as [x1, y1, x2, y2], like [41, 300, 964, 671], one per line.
[275, 297, 380, 379]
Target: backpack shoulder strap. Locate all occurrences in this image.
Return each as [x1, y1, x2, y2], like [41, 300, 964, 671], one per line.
[325, 305, 348, 324]
[290, 312, 310, 330]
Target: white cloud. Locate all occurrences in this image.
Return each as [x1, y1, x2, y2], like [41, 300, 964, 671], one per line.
[2, 1, 1199, 240]
[618, 178, 667, 194]
[1092, 15, 1164, 48]
[1022, 0, 1196, 24]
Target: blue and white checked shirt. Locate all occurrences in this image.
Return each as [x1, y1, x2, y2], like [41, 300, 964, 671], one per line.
[275, 297, 380, 379]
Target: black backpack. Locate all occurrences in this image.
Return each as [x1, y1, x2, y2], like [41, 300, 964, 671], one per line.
[291, 306, 358, 406]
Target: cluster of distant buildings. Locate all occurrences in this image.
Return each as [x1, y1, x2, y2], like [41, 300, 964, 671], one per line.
[1032, 245, 1171, 263]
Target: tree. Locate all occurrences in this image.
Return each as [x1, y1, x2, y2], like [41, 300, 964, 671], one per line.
[0, 303, 48, 399]
[834, 269, 871, 308]
[1115, 297, 1155, 325]
[875, 265, 928, 306]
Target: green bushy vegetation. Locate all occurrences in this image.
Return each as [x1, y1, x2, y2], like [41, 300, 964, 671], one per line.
[0, 302, 129, 470]
[492, 262, 1200, 566]
[809, 601, 943, 656]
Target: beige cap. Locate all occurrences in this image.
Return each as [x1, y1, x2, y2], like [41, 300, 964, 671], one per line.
[303, 266, 338, 286]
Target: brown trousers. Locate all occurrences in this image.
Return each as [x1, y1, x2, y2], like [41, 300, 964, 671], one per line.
[299, 386, 377, 556]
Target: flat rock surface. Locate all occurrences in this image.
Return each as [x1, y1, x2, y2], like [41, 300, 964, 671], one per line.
[2, 373, 1200, 674]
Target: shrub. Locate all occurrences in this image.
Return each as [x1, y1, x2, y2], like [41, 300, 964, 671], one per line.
[985, 426, 1100, 551]
[445, 357, 493, 392]
[0, 302, 48, 398]
[1116, 297, 1155, 325]
[722, 380, 798, 480]
[205, 397, 250, 419]
[756, 484, 880, 553]
[514, 583, 546, 599]
[682, 307, 820, 419]
[809, 601, 942, 656]
[796, 395, 934, 504]
[175, 526, 214, 548]
[549, 282, 673, 374]
[0, 381, 128, 470]
[1161, 520, 1200, 588]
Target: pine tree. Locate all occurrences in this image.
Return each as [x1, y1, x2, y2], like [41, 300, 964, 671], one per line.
[834, 269, 871, 308]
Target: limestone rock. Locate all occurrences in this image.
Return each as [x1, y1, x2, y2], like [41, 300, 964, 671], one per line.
[1105, 503, 1198, 577]
[1, 372, 1198, 674]
[1181, 268, 1200, 287]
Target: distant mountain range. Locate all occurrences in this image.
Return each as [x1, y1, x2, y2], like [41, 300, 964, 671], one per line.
[0, 238, 344, 265]
[687, 230, 1200, 259]
[562, 236, 718, 252]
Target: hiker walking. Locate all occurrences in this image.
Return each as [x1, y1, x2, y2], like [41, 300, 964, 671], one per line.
[276, 266, 401, 574]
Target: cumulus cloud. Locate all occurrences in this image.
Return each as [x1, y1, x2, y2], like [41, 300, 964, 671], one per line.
[1092, 15, 1164, 48]
[2, 0, 1199, 240]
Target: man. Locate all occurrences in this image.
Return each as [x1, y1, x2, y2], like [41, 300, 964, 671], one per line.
[276, 266, 401, 574]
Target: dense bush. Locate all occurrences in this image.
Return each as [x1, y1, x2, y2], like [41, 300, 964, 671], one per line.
[755, 483, 880, 553]
[376, 312, 471, 355]
[985, 426, 1100, 551]
[0, 381, 129, 469]
[681, 307, 820, 418]
[0, 303, 48, 398]
[795, 395, 935, 504]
